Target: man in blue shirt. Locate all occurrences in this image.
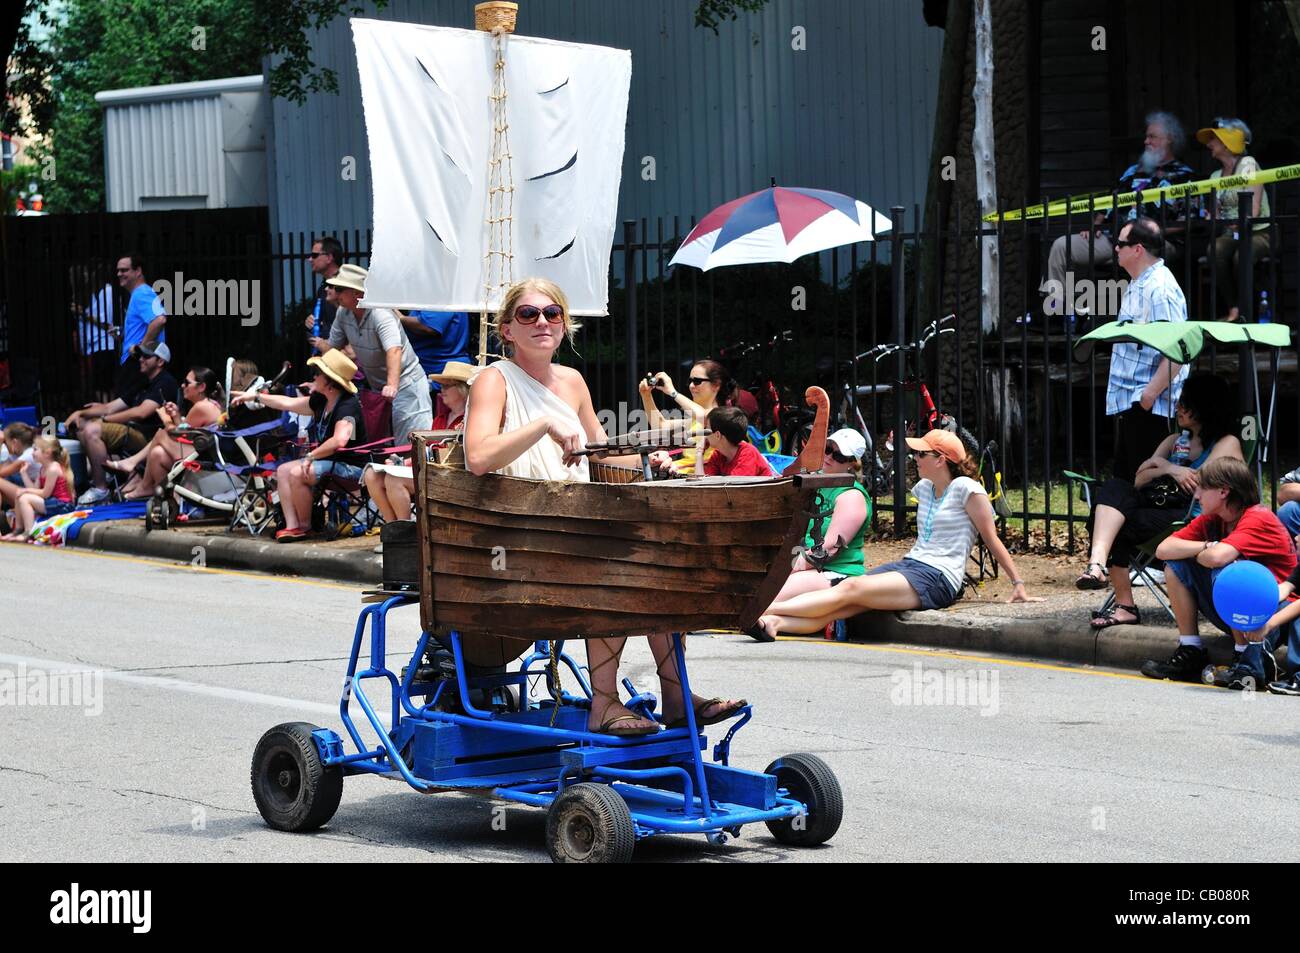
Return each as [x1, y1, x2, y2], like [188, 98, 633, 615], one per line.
[115, 251, 167, 396]
[399, 310, 470, 390]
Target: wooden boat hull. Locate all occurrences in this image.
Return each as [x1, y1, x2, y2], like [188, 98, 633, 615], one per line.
[413, 438, 849, 642]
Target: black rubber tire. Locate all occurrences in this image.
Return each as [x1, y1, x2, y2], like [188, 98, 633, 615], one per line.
[545, 783, 636, 863]
[144, 497, 157, 533]
[764, 752, 843, 847]
[250, 722, 343, 832]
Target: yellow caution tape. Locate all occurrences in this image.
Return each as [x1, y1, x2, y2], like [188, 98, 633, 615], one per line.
[982, 162, 1300, 223]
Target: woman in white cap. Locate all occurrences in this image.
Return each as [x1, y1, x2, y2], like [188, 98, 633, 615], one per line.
[753, 428, 1040, 638]
[231, 349, 367, 542]
[1198, 119, 1270, 321]
[364, 361, 476, 529]
[465, 276, 746, 736]
[746, 428, 871, 641]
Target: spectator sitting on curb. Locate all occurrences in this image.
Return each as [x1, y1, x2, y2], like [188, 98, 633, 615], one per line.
[1140, 457, 1296, 688]
[748, 427, 870, 642]
[750, 429, 1041, 640]
[104, 365, 223, 500]
[364, 361, 475, 552]
[232, 349, 367, 543]
[67, 342, 179, 505]
[1256, 566, 1300, 696]
[1273, 464, 1300, 539]
[0, 436, 77, 542]
[700, 407, 775, 477]
[1, 422, 40, 487]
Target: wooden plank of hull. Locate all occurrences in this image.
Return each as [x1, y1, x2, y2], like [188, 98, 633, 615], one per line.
[423, 501, 790, 548]
[429, 548, 770, 594]
[431, 602, 730, 640]
[426, 516, 781, 574]
[431, 573, 752, 615]
[423, 466, 799, 523]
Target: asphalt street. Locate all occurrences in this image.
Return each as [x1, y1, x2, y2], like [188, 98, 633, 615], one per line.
[2, 544, 1297, 863]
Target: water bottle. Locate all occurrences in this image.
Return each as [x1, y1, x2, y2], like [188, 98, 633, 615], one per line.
[1258, 291, 1272, 324]
[312, 298, 322, 338]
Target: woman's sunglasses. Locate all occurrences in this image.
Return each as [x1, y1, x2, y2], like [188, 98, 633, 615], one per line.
[513, 304, 565, 325]
[688, 376, 711, 387]
[910, 449, 940, 459]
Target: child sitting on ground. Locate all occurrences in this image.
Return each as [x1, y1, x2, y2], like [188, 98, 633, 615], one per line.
[0, 422, 39, 486]
[1, 436, 78, 542]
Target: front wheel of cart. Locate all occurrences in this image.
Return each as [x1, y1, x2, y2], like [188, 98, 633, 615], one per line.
[251, 722, 343, 832]
[764, 752, 843, 847]
[546, 783, 635, 863]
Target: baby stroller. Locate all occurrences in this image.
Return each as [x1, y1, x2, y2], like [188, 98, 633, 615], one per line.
[143, 361, 301, 534]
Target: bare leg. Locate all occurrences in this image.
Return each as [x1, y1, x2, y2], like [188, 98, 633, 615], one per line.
[762, 572, 921, 635]
[80, 421, 110, 488]
[1087, 504, 1126, 570]
[647, 633, 744, 724]
[1165, 564, 1201, 635]
[126, 444, 174, 499]
[364, 469, 396, 523]
[277, 461, 316, 531]
[584, 636, 656, 733]
[770, 569, 834, 604]
[388, 476, 413, 519]
[105, 430, 165, 474]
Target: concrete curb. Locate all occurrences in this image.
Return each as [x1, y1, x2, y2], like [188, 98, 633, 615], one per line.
[68, 521, 1245, 672]
[69, 522, 382, 587]
[848, 609, 1241, 670]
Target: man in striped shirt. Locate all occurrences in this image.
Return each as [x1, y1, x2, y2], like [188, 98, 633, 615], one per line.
[1107, 216, 1188, 482]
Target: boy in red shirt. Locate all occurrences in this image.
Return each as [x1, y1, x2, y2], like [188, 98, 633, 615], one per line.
[702, 407, 776, 478]
[1142, 457, 1296, 687]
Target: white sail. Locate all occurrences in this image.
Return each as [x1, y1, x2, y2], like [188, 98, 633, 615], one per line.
[351, 18, 631, 315]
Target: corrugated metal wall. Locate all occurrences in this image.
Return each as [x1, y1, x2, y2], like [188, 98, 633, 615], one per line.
[104, 96, 225, 211]
[267, 0, 943, 239]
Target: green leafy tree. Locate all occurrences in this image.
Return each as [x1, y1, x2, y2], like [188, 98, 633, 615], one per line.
[2, 0, 387, 213]
[693, 0, 771, 34]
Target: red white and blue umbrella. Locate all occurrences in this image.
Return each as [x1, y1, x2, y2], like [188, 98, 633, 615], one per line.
[669, 186, 892, 271]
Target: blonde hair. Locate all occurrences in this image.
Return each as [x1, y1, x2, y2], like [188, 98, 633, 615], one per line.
[492, 277, 582, 357]
[33, 435, 75, 495]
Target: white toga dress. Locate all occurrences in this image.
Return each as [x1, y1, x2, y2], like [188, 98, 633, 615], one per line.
[468, 360, 590, 483]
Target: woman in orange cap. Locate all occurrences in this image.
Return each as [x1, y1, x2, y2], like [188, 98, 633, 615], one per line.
[1198, 119, 1271, 321]
[752, 428, 1040, 637]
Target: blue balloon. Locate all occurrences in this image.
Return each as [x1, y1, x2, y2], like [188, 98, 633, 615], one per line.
[1212, 560, 1279, 631]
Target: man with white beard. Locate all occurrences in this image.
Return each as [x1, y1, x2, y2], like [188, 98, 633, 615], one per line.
[1039, 111, 1195, 316]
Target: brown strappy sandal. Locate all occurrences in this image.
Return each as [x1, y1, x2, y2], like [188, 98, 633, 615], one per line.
[655, 652, 748, 730]
[585, 641, 659, 737]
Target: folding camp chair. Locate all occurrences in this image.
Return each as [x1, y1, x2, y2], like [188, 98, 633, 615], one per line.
[1065, 413, 1260, 624]
[310, 435, 406, 539]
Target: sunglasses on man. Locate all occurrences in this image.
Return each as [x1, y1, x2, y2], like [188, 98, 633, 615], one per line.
[513, 304, 565, 325]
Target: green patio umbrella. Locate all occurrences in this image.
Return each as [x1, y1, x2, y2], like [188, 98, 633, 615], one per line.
[1071, 320, 1291, 364]
[1072, 320, 1292, 471]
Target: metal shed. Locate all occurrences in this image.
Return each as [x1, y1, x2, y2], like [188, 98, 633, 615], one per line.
[95, 74, 269, 212]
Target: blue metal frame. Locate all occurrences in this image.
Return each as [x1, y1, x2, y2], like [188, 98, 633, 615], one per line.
[324, 595, 809, 840]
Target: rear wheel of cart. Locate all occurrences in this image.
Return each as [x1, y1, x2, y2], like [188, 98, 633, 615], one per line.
[764, 752, 843, 847]
[546, 783, 635, 863]
[251, 722, 343, 832]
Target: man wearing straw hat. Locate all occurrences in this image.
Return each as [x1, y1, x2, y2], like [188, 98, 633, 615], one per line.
[323, 263, 434, 442]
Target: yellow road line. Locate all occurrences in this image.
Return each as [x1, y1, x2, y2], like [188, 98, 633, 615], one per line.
[772, 635, 1218, 687]
[45, 545, 361, 591]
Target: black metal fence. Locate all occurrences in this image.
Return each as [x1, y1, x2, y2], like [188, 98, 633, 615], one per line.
[3, 177, 1298, 551]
